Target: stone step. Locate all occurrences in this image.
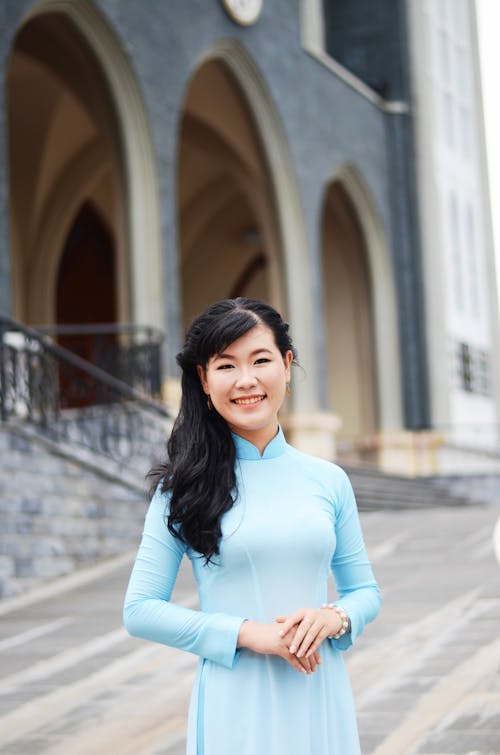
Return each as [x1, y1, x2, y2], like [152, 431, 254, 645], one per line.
[345, 467, 473, 510]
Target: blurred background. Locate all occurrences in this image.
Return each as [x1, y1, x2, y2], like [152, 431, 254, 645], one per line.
[2, 4, 500, 754]
[1, 0, 499, 593]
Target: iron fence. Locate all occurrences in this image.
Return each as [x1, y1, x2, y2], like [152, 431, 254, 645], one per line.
[35, 322, 164, 399]
[0, 317, 171, 470]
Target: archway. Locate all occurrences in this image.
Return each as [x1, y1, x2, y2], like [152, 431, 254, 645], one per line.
[321, 166, 403, 456]
[175, 42, 336, 456]
[7, 11, 124, 326]
[177, 59, 281, 330]
[7, 0, 162, 330]
[322, 182, 377, 442]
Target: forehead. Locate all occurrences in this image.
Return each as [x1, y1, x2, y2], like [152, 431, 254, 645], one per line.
[212, 324, 277, 358]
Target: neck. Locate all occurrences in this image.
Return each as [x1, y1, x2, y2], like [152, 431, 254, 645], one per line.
[230, 424, 279, 455]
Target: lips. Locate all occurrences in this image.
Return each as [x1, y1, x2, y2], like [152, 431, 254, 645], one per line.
[232, 395, 266, 405]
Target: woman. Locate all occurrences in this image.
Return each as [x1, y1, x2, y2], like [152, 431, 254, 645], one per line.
[123, 297, 380, 754]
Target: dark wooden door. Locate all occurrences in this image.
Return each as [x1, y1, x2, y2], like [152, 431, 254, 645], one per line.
[56, 202, 118, 406]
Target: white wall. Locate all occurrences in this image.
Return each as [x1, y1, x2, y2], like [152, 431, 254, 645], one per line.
[409, 0, 500, 457]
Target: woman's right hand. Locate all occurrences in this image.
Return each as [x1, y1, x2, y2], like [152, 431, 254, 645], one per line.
[237, 621, 321, 674]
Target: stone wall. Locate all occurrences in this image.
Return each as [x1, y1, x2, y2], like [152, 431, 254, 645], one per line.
[0, 424, 149, 599]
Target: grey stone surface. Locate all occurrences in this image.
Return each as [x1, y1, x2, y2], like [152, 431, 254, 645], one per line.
[0, 425, 146, 598]
[0, 497, 499, 753]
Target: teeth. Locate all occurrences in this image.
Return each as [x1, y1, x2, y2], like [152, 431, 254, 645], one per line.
[234, 396, 264, 405]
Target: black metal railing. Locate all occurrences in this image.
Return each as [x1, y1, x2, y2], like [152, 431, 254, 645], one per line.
[0, 316, 171, 471]
[34, 322, 164, 399]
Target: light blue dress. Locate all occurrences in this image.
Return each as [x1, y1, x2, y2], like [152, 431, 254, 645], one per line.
[124, 427, 380, 754]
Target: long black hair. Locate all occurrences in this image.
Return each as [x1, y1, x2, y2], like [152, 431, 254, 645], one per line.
[149, 297, 297, 563]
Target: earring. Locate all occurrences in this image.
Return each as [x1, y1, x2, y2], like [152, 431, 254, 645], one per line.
[286, 383, 291, 397]
[207, 395, 213, 410]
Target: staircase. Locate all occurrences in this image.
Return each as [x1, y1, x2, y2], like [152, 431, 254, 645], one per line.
[345, 465, 477, 511]
[0, 316, 171, 478]
[0, 316, 172, 599]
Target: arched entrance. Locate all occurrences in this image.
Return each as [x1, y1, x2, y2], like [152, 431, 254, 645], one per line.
[7, 11, 124, 326]
[322, 182, 377, 443]
[177, 58, 282, 330]
[175, 42, 337, 458]
[7, 1, 162, 330]
[321, 166, 403, 459]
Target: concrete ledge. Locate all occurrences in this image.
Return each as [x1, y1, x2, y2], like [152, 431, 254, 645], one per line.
[284, 411, 342, 460]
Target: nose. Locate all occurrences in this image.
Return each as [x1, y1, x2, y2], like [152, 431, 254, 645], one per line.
[235, 367, 258, 389]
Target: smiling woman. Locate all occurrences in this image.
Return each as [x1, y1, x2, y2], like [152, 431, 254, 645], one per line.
[123, 297, 380, 755]
[197, 324, 293, 453]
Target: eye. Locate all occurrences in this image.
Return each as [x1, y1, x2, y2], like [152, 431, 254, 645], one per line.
[255, 357, 271, 364]
[216, 363, 234, 370]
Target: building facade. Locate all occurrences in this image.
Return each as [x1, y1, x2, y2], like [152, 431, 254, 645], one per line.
[1, 0, 498, 474]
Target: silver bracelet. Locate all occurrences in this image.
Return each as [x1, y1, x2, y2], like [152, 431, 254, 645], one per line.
[322, 603, 351, 639]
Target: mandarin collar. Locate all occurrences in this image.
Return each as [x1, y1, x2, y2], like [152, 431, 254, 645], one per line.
[232, 426, 287, 460]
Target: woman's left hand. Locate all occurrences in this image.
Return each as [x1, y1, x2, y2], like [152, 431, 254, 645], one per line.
[278, 623, 322, 672]
[275, 607, 342, 658]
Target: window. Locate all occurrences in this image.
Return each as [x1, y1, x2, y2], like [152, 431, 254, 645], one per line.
[457, 341, 490, 395]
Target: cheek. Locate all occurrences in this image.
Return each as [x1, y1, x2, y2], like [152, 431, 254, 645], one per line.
[269, 365, 288, 392]
[205, 371, 232, 396]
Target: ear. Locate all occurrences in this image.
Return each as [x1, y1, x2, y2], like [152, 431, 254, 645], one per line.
[196, 364, 209, 394]
[283, 350, 293, 382]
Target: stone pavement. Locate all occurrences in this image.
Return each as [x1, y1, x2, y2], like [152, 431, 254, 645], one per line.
[1, 498, 500, 754]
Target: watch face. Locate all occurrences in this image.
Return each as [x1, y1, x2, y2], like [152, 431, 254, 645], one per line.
[222, 0, 263, 26]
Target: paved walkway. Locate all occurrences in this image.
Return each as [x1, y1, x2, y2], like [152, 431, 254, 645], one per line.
[1, 499, 500, 754]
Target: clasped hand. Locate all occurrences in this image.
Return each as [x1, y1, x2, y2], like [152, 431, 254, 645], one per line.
[237, 607, 341, 675]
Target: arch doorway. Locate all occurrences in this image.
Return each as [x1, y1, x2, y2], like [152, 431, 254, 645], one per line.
[177, 58, 284, 330]
[57, 202, 117, 330]
[7, 11, 127, 326]
[56, 201, 118, 373]
[321, 181, 377, 447]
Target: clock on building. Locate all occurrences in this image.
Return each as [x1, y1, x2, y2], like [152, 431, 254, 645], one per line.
[221, 0, 263, 26]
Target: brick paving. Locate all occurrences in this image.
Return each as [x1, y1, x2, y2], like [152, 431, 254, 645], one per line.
[1, 498, 499, 754]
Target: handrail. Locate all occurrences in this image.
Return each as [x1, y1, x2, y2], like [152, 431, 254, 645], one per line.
[0, 317, 163, 405]
[33, 321, 164, 399]
[0, 316, 170, 471]
[35, 322, 164, 340]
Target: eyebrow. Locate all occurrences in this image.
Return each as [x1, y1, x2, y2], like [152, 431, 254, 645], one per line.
[214, 348, 273, 360]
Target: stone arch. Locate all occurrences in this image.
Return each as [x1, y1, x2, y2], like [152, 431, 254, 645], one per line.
[9, 0, 162, 328]
[321, 164, 403, 443]
[177, 39, 315, 415]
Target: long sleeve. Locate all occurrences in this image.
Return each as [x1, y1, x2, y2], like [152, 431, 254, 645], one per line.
[123, 488, 246, 669]
[330, 469, 381, 651]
